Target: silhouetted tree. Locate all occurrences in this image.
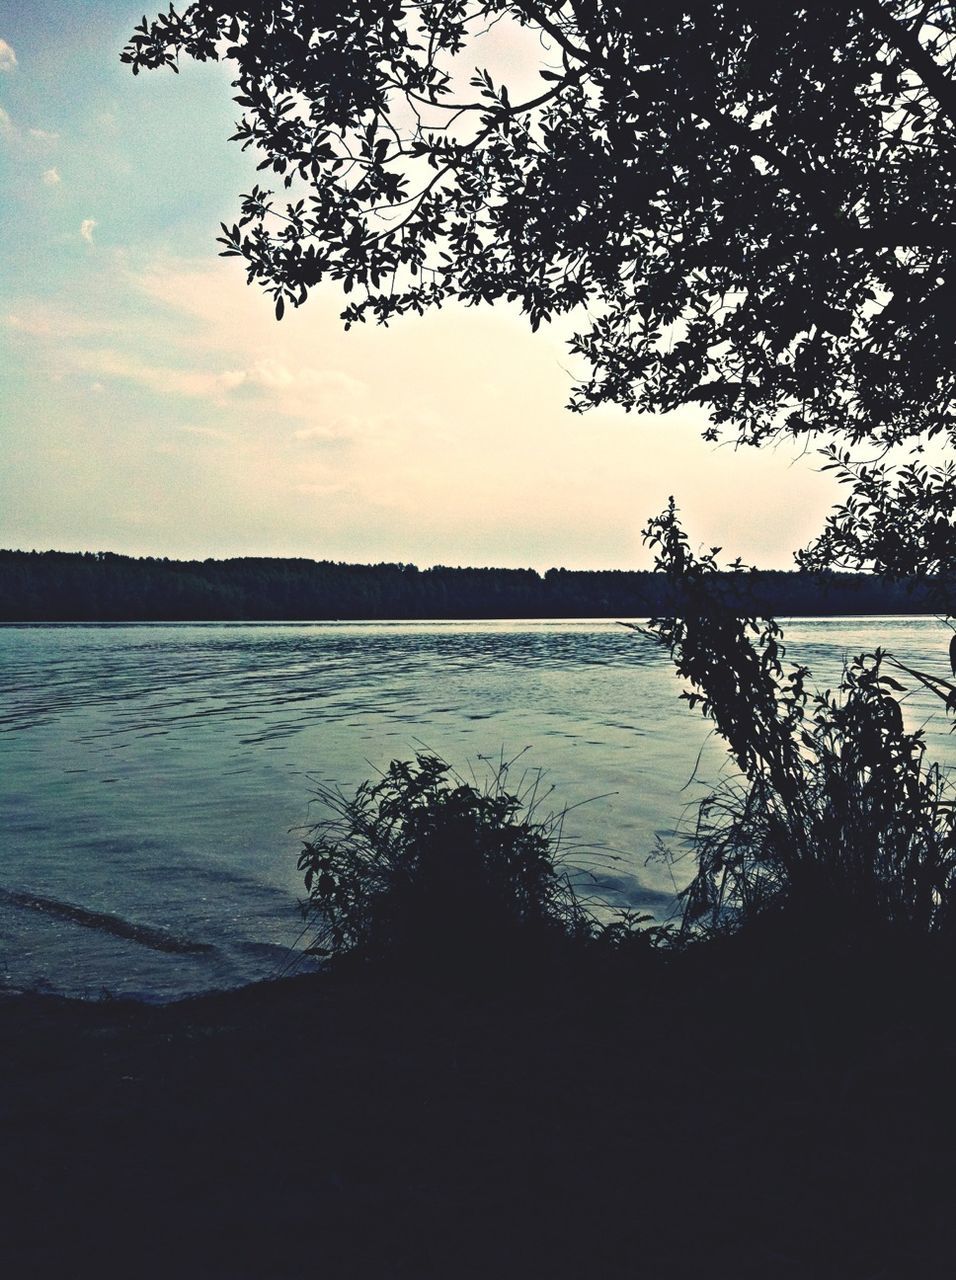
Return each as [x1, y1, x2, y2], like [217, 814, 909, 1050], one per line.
[124, 3, 955, 574]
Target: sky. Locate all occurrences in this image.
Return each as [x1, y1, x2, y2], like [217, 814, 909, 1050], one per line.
[0, 1, 840, 571]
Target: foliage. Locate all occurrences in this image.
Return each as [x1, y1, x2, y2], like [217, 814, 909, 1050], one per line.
[798, 452, 956, 588]
[640, 502, 956, 941]
[124, 3, 956, 571]
[297, 752, 593, 970]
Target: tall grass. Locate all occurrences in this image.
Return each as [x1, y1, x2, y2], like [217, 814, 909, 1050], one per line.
[641, 500, 956, 945]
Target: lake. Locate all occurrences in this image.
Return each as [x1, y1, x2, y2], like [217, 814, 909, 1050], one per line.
[2, 617, 954, 999]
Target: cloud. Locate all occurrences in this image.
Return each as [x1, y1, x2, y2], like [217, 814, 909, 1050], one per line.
[0, 112, 60, 149]
[0, 39, 16, 73]
[42, 167, 61, 186]
[71, 348, 251, 400]
[3, 303, 109, 339]
[179, 424, 232, 441]
[238, 357, 365, 399]
[292, 481, 347, 497]
[67, 345, 366, 423]
[293, 424, 350, 442]
[80, 218, 97, 244]
[5, 311, 53, 337]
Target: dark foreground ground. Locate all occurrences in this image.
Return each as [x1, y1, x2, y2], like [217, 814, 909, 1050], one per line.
[2, 940, 955, 1279]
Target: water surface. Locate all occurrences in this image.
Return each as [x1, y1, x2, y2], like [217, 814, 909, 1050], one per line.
[2, 617, 953, 998]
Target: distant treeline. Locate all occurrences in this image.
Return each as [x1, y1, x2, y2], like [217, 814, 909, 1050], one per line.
[0, 549, 940, 622]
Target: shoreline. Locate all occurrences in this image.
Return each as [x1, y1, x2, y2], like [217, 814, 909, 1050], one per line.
[4, 948, 955, 1277]
[0, 611, 947, 625]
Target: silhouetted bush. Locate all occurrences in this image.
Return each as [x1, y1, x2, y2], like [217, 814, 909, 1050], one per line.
[298, 753, 594, 974]
[677, 654, 956, 943]
[641, 502, 956, 946]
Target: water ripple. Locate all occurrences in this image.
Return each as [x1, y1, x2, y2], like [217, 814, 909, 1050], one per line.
[2, 617, 953, 998]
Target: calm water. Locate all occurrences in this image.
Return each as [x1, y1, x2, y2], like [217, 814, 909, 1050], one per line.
[2, 617, 954, 999]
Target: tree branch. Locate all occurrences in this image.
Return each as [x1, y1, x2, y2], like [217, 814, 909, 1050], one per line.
[860, 0, 956, 126]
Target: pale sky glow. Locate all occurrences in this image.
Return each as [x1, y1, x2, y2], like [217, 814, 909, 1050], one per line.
[0, 1, 841, 570]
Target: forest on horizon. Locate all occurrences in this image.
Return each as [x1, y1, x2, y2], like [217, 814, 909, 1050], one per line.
[0, 548, 939, 622]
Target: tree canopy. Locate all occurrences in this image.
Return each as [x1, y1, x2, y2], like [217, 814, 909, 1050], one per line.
[124, 2, 956, 576]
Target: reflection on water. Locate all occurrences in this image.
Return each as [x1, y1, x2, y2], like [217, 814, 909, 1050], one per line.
[1, 617, 953, 998]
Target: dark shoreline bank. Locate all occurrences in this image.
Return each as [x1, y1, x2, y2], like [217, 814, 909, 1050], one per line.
[4, 943, 955, 1278]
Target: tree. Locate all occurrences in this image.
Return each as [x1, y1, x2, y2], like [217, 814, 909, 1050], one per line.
[124, 2, 956, 575]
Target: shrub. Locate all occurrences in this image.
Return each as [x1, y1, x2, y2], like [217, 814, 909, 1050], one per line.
[641, 501, 956, 945]
[678, 653, 956, 942]
[298, 752, 593, 973]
